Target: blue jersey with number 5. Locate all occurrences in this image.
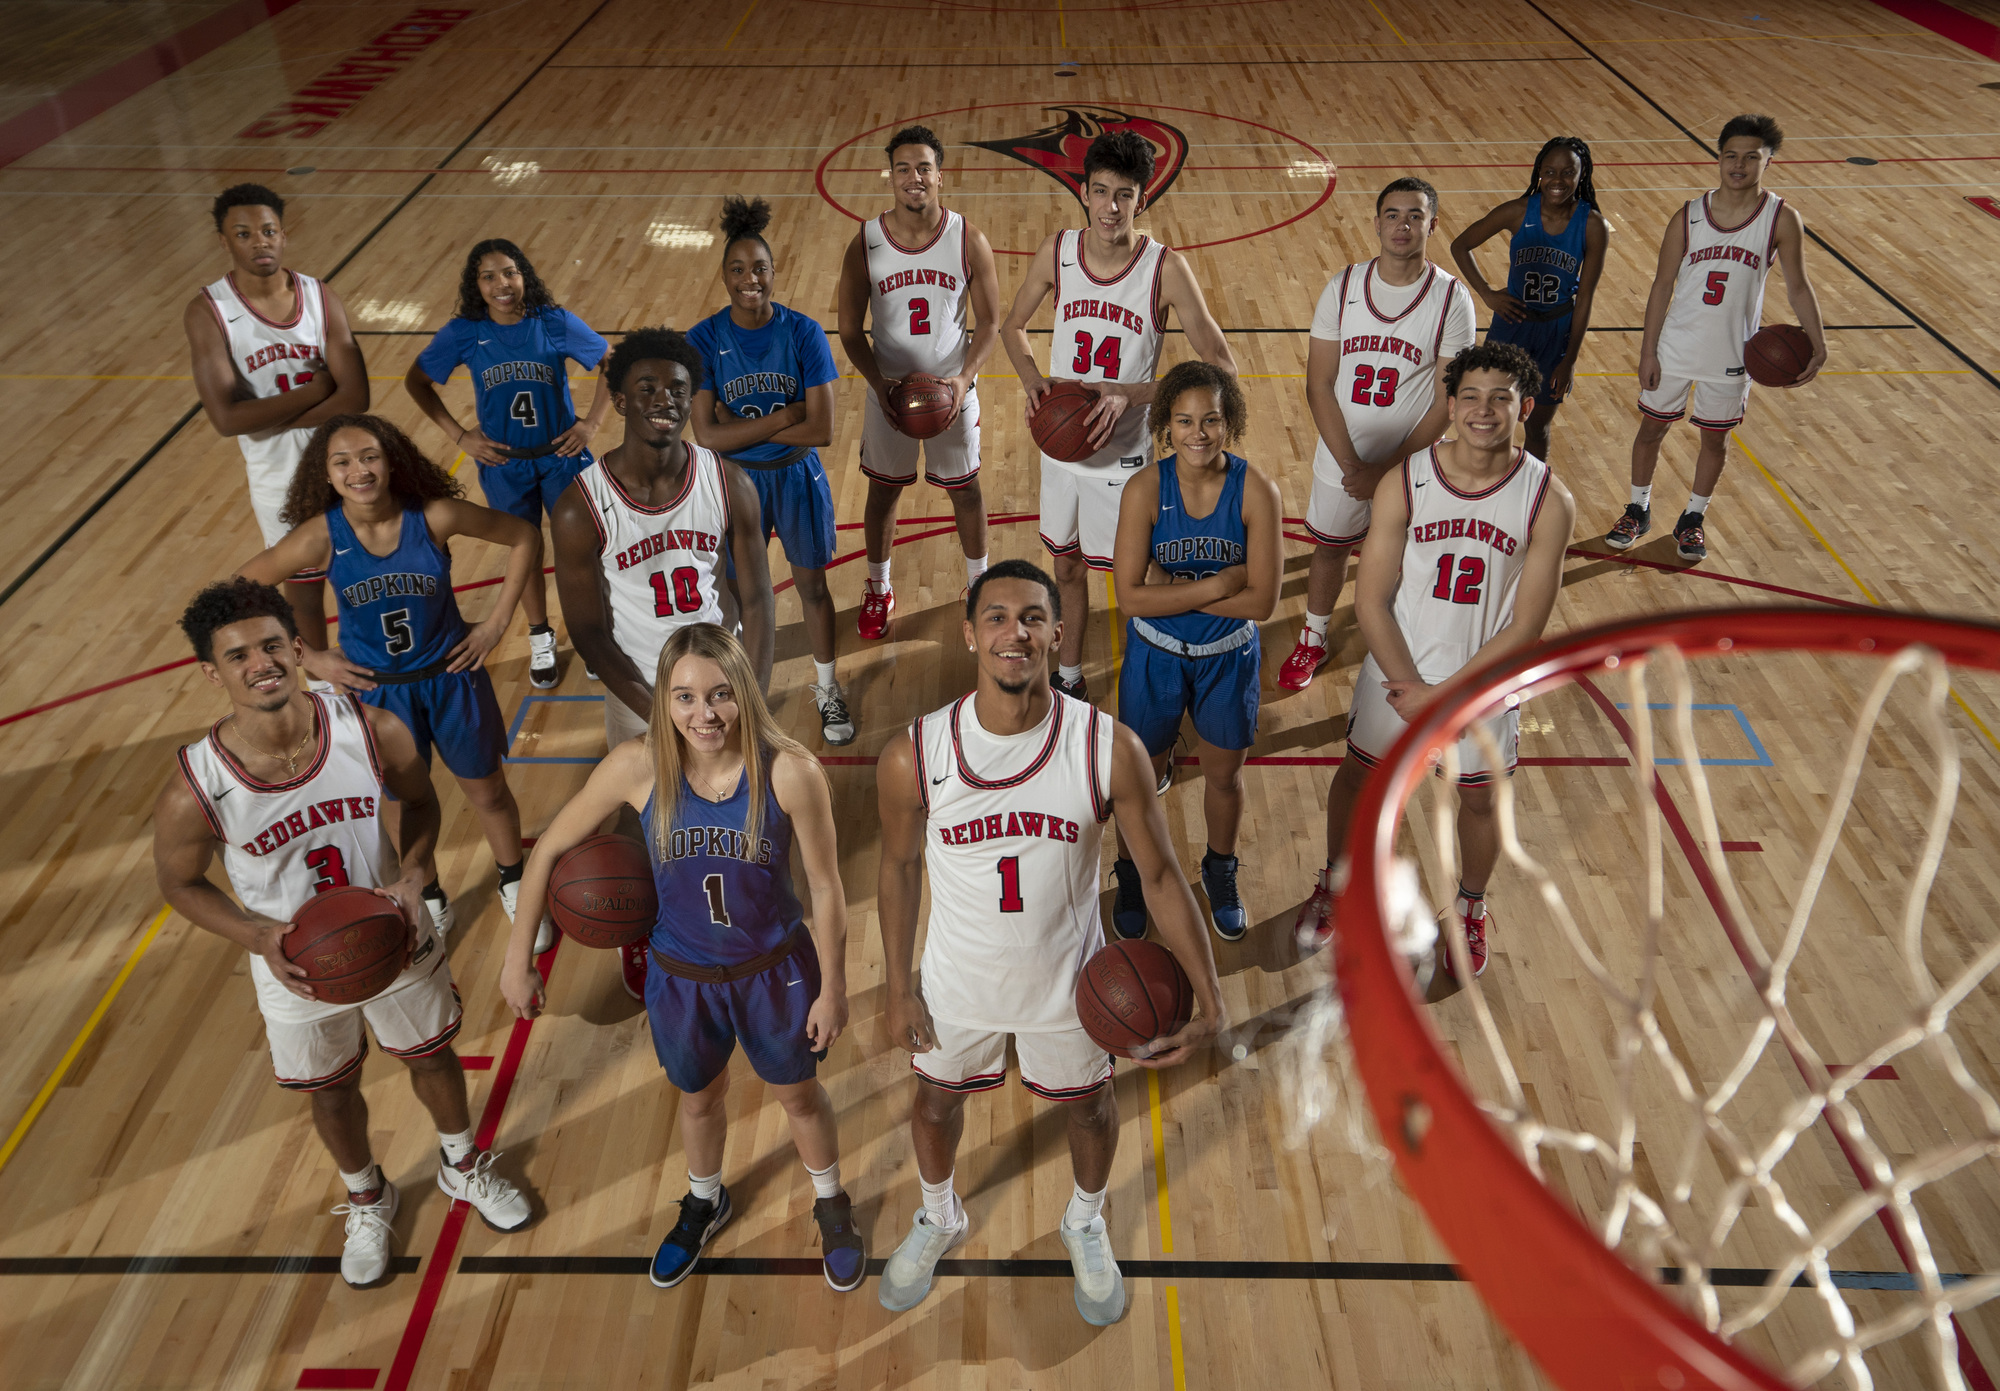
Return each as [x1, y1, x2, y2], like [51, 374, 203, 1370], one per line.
[415, 307, 609, 454]
[640, 769, 803, 968]
[327, 507, 465, 672]
[1504, 194, 1588, 313]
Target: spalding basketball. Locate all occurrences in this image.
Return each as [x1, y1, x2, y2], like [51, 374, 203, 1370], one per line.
[888, 372, 957, 439]
[1075, 940, 1195, 1058]
[549, 834, 657, 949]
[1745, 324, 1814, 387]
[286, 886, 410, 1005]
[1029, 381, 1102, 463]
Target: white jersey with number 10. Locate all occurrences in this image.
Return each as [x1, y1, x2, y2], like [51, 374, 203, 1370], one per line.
[576, 447, 731, 678]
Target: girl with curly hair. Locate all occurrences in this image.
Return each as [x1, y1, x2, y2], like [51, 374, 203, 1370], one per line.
[238, 413, 551, 950]
[403, 238, 613, 687]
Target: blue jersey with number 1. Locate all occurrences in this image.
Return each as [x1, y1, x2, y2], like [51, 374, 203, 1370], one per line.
[640, 769, 803, 969]
[415, 307, 609, 453]
[1504, 194, 1588, 313]
[327, 507, 465, 672]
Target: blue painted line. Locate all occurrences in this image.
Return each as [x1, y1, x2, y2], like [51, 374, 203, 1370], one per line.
[505, 693, 606, 765]
[1610, 703, 1774, 767]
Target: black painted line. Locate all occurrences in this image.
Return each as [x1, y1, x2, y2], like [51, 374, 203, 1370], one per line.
[547, 57, 1589, 71]
[0, 1255, 421, 1275]
[0, 0, 619, 613]
[1516, 0, 1999, 395]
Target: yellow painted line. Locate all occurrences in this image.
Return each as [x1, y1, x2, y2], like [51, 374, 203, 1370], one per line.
[1166, 1283, 1189, 1389]
[0, 906, 172, 1175]
[1057, 0, 1068, 50]
[1735, 433, 2000, 752]
[1364, 0, 1408, 44]
[722, 0, 759, 49]
[1146, 1067, 1174, 1251]
[448, 449, 467, 478]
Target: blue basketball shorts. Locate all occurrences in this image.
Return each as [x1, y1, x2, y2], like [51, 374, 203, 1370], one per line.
[1486, 315, 1574, 399]
[477, 450, 593, 526]
[1117, 625, 1261, 755]
[745, 453, 838, 573]
[360, 667, 508, 781]
[644, 935, 823, 1093]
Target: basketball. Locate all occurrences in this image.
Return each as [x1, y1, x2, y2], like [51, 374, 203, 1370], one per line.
[1745, 323, 1814, 387]
[1029, 381, 1102, 463]
[887, 372, 957, 439]
[1074, 940, 1195, 1058]
[549, 834, 657, 949]
[285, 886, 410, 1005]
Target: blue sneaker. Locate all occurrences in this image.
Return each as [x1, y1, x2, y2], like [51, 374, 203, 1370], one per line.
[1111, 857, 1147, 940]
[649, 1187, 732, 1289]
[1201, 850, 1247, 941]
[813, 1191, 867, 1292]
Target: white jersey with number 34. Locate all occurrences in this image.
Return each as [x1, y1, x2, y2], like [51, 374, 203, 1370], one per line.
[1045, 229, 1167, 471]
[914, 691, 1113, 1033]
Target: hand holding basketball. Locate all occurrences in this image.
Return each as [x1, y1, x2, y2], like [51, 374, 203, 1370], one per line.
[256, 916, 315, 1001]
[1130, 1008, 1222, 1069]
[1081, 384, 1131, 450]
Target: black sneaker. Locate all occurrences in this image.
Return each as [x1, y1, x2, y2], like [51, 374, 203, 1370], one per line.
[1200, 849, 1247, 941]
[650, 1187, 732, 1289]
[1605, 504, 1650, 550]
[812, 1191, 868, 1293]
[1052, 671, 1088, 701]
[1673, 511, 1708, 562]
[1111, 856, 1147, 939]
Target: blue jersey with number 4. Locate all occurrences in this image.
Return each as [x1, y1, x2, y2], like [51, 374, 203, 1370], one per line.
[327, 507, 465, 672]
[640, 769, 804, 968]
[1504, 194, 1588, 314]
[415, 308, 608, 453]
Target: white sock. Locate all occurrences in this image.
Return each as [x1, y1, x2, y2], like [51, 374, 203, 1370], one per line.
[439, 1128, 476, 1167]
[867, 561, 892, 587]
[920, 1172, 964, 1229]
[813, 659, 837, 689]
[806, 1159, 843, 1200]
[1631, 484, 1653, 509]
[689, 1170, 722, 1202]
[1686, 492, 1712, 516]
[339, 1163, 381, 1196]
[1304, 612, 1330, 643]
[1057, 663, 1084, 686]
[964, 553, 988, 584]
[1063, 1183, 1107, 1230]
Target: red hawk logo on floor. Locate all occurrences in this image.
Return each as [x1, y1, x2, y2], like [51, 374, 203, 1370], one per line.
[969, 107, 1188, 209]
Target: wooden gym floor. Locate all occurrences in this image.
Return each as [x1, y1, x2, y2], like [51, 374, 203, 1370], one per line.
[2, 1, 1999, 1387]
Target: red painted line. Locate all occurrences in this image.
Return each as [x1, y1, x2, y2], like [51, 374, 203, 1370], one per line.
[1969, 196, 2000, 222]
[1871, 0, 2000, 60]
[0, 656, 196, 728]
[1830, 1064, 1902, 1081]
[458, 1056, 493, 1070]
[1720, 840, 1763, 852]
[0, 0, 306, 169]
[1564, 545, 1876, 611]
[1576, 674, 1996, 1391]
[381, 936, 560, 1391]
[296, 1372, 378, 1390]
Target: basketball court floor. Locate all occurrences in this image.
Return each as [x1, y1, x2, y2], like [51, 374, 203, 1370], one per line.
[2, 1, 1999, 1386]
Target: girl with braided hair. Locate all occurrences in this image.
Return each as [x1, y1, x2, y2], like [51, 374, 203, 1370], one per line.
[1449, 136, 1611, 459]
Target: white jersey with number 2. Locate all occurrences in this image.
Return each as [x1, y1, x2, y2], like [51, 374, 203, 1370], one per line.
[1045, 229, 1167, 472]
[914, 690, 1114, 1033]
[866, 209, 972, 380]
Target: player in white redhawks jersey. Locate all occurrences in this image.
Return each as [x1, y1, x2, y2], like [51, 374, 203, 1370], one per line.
[1001, 131, 1235, 699]
[838, 125, 1005, 641]
[553, 328, 773, 754]
[1280, 177, 1478, 695]
[153, 579, 534, 1289]
[1295, 344, 1574, 983]
[184, 185, 369, 652]
[875, 560, 1225, 1323]
[1611, 114, 1826, 564]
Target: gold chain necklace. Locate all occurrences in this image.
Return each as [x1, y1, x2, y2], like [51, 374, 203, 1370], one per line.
[690, 762, 742, 803]
[233, 714, 315, 777]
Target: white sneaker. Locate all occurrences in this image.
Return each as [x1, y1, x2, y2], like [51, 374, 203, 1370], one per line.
[423, 888, 454, 942]
[811, 681, 856, 747]
[498, 879, 555, 954]
[332, 1178, 399, 1287]
[437, 1149, 534, 1232]
[878, 1207, 969, 1312]
[1058, 1215, 1127, 1325]
[528, 629, 559, 689]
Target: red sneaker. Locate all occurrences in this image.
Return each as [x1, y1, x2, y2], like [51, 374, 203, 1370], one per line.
[1439, 906, 1491, 980]
[1292, 868, 1336, 949]
[621, 941, 648, 1001]
[858, 582, 895, 640]
[1277, 633, 1330, 692]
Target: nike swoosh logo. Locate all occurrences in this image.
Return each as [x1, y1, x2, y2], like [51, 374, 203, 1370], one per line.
[1159, 504, 1175, 511]
[719, 348, 732, 355]
[786, 978, 802, 986]
[931, 775, 948, 785]
[213, 786, 230, 798]
[1413, 480, 1428, 488]
[477, 339, 490, 345]
[334, 547, 351, 555]
[1061, 260, 1076, 266]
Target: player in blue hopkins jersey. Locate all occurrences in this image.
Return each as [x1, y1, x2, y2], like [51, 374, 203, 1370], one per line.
[238, 413, 551, 952]
[685, 198, 852, 748]
[404, 239, 612, 688]
[1450, 138, 1611, 460]
[1108, 362, 1280, 944]
[500, 623, 862, 1294]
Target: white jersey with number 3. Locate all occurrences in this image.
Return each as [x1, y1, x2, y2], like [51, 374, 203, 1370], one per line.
[1046, 229, 1167, 472]
[576, 447, 731, 677]
[915, 691, 1114, 1033]
[866, 210, 972, 380]
[1657, 192, 1785, 384]
[1310, 259, 1477, 471]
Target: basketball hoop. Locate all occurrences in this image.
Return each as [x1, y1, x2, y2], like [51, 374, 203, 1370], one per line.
[1335, 608, 2000, 1390]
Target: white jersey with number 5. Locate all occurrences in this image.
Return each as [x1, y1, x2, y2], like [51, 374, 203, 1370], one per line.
[866, 210, 971, 380]
[576, 447, 731, 677]
[1045, 229, 1167, 472]
[914, 691, 1114, 1032]
[1395, 445, 1552, 683]
[1309, 260, 1477, 473]
[1656, 192, 1785, 384]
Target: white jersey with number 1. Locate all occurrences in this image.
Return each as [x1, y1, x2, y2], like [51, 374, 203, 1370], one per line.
[1045, 229, 1167, 472]
[914, 691, 1114, 1033]
[866, 209, 971, 380]
[1656, 192, 1785, 384]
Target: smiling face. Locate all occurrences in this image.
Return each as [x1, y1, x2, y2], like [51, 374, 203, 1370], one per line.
[219, 204, 285, 280]
[964, 576, 1060, 696]
[475, 250, 526, 320]
[889, 141, 942, 214]
[1375, 189, 1436, 260]
[1166, 385, 1226, 468]
[667, 653, 740, 757]
[1718, 134, 1773, 192]
[722, 236, 775, 316]
[614, 359, 695, 446]
[203, 615, 303, 714]
[1447, 368, 1531, 451]
[325, 425, 389, 507]
[1535, 147, 1581, 209]
[1083, 169, 1144, 244]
